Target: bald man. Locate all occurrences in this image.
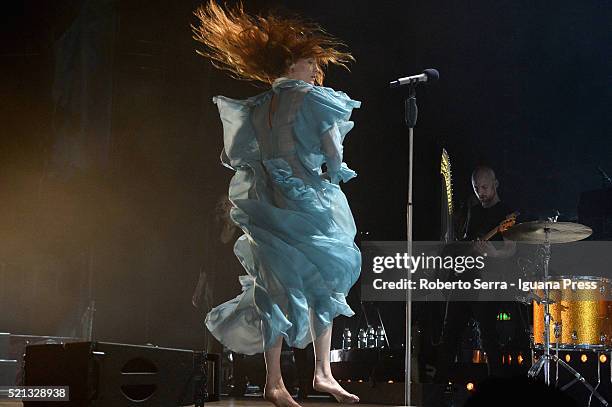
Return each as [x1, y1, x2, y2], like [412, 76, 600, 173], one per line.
[438, 166, 518, 382]
[466, 166, 515, 258]
[471, 166, 499, 208]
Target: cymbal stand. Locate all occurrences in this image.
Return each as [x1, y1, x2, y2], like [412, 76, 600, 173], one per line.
[527, 224, 553, 383]
[527, 223, 609, 406]
[553, 321, 561, 386]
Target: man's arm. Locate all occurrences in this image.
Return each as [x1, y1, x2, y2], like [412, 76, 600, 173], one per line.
[474, 237, 516, 258]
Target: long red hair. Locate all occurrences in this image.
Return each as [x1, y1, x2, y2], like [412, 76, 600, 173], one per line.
[192, 1, 353, 85]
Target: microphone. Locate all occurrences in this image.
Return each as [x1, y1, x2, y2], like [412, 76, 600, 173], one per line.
[390, 68, 439, 88]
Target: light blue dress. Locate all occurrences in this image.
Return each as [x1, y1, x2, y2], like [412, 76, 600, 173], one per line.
[205, 78, 361, 355]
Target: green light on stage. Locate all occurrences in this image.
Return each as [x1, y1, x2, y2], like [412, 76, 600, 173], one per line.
[496, 312, 511, 321]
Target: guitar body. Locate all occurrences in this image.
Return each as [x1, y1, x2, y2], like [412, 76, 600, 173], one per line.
[435, 212, 518, 282]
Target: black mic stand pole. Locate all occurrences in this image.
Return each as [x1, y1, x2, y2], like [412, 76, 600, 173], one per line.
[404, 84, 418, 406]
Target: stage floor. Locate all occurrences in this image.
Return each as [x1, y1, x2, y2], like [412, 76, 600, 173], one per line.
[0, 398, 399, 406]
[205, 399, 398, 406]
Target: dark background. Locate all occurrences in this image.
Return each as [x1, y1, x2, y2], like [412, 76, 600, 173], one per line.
[1, 0, 610, 350]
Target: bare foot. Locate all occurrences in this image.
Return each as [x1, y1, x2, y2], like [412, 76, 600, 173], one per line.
[313, 374, 360, 404]
[264, 383, 302, 407]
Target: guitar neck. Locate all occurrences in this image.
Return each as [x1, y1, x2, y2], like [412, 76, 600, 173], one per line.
[481, 212, 518, 241]
[482, 227, 499, 242]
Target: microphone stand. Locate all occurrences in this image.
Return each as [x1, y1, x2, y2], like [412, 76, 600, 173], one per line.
[404, 85, 418, 407]
[391, 69, 437, 406]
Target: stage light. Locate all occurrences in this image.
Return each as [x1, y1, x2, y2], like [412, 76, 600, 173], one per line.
[565, 354, 571, 363]
[387, 380, 394, 384]
[358, 379, 363, 383]
[347, 379, 351, 383]
[508, 354, 512, 365]
[517, 354, 524, 365]
[466, 382, 475, 391]
[599, 354, 607, 363]
[496, 312, 511, 321]
[472, 349, 486, 363]
[580, 354, 588, 363]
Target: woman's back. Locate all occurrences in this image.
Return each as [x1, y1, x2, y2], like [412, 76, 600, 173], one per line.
[251, 83, 313, 183]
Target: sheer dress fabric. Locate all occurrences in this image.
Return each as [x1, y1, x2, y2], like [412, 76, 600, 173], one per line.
[205, 78, 361, 354]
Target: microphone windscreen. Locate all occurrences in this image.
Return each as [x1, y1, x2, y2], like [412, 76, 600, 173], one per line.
[423, 68, 439, 82]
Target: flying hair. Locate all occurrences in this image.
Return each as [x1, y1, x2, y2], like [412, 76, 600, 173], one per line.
[192, 0, 354, 85]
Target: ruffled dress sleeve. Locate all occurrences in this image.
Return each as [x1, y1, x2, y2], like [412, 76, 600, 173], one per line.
[213, 92, 271, 170]
[293, 85, 361, 184]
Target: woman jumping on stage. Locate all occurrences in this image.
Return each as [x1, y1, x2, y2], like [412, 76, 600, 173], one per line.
[193, 2, 361, 405]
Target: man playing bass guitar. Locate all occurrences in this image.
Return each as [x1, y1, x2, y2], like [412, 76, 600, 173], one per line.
[437, 165, 518, 381]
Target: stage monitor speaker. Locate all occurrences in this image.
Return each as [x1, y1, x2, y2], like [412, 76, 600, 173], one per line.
[23, 341, 217, 407]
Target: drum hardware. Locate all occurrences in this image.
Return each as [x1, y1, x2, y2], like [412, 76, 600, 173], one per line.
[554, 321, 561, 385]
[525, 222, 555, 386]
[587, 353, 606, 407]
[556, 350, 607, 401]
[505, 220, 610, 406]
[554, 322, 562, 342]
[532, 347, 611, 406]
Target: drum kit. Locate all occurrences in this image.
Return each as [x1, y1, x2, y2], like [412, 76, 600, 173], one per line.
[503, 219, 611, 406]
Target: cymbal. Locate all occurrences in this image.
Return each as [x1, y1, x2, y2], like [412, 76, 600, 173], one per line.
[502, 221, 592, 244]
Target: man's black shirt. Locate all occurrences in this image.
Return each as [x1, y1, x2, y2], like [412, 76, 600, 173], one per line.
[465, 201, 512, 241]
